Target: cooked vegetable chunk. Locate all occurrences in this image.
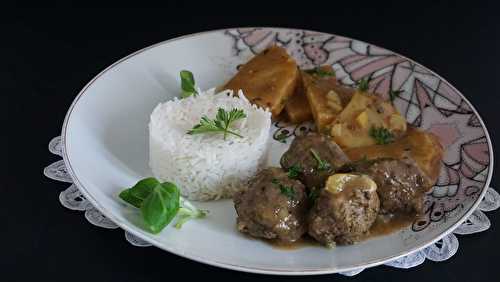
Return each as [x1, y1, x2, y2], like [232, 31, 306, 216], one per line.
[284, 72, 313, 123]
[302, 66, 341, 133]
[223, 45, 299, 117]
[330, 91, 407, 149]
[345, 127, 444, 186]
[302, 66, 356, 132]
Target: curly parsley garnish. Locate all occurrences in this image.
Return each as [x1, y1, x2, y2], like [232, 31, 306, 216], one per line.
[369, 126, 395, 145]
[187, 108, 246, 140]
[271, 178, 296, 199]
[389, 89, 404, 102]
[180, 70, 198, 98]
[287, 164, 302, 179]
[357, 77, 370, 92]
[310, 149, 331, 171]
[305, 67, 335, 77]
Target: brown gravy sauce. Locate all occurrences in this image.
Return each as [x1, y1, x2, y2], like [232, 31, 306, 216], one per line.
[268, 236, 321, 250]
[268, 213, 416, 250]
[363, 213, 415, 239]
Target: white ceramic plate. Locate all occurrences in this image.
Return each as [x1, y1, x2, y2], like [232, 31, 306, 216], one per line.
[62, 28, 493, 275]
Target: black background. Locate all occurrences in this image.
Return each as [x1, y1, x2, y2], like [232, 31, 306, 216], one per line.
[4, 2, 500, 282]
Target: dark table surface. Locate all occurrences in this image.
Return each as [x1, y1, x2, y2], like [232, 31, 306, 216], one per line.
[5, 3, 500, 282]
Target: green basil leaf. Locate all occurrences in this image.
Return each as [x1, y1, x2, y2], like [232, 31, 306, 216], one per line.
[141, 182, 180, 234]
[128, 177, 159, 200]
[118, 177, 159, 208]
[118, 189, 142, 208]
[180, 70, 198, 98]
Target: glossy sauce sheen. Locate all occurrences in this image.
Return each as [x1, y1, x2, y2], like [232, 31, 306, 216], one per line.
[270, 213, 415, 250]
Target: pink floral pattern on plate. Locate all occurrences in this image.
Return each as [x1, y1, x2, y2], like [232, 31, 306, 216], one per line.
[225, 28, 492, 232]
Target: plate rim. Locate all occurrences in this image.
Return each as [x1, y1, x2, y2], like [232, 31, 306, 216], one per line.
[60, 27, 494, 275]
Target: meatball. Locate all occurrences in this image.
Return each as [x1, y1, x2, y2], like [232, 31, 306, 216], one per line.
[339, 158, 431, 214]
[308, 174, 380, 247]
[280, 133, 350, 190]
[233, 168, 309, 243]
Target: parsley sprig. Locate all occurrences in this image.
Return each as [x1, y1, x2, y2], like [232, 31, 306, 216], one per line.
[369, 126, 395, 145]
[357, 77, 370, 92]
[389, 89, 404, 102]
[271, 178, 296, 199]
[308, 188, 320, 202]
[187, 108, 246, 140]
[287, 164, 302, 179]
[305, 67, 335, 77]
[310, 149, 331, 171]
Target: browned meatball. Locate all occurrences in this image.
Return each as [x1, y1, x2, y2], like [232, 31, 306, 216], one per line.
[339, 158, 431, 214]
[233, 168, 309, 243]
[308, 174, 380, 247]
[280, 133, 350, 190]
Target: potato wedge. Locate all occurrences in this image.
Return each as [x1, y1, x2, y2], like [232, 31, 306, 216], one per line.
[284, 72, 312, 123]
[345, 127, 444, 185]
[334, 91, 376, 124]
[223, 45, 299, 117]
[302, 66, 354, 133]
[330, 91, 407, 149]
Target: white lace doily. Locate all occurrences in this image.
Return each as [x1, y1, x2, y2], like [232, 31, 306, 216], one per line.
[44, 136, 499, 276]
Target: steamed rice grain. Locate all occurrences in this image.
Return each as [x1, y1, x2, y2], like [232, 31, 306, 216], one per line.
[149, 89, 271, 201]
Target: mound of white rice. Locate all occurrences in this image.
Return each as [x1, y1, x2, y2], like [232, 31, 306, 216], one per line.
[149, 88, 271, 201]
